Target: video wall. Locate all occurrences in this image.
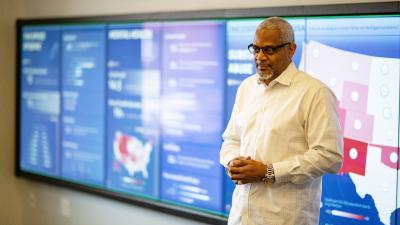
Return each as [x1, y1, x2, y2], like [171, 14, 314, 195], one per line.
[18, 14, 400, 224]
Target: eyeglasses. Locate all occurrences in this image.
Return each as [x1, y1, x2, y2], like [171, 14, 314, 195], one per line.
[248, 42, 290, 55]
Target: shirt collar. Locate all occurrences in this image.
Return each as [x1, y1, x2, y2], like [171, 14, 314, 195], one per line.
[274, 62, 297, 86]
[260, 62, 297, 88]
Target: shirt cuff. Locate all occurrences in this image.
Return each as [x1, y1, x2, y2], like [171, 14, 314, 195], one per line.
[272, 160, 292, 184]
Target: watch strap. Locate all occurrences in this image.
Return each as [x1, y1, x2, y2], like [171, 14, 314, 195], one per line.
[262, 164, 275, 184]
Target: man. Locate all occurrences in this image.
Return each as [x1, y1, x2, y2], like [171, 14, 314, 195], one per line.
[220, 17, 343, 225]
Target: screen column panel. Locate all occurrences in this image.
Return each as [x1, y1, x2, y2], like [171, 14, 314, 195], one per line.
[223, 18, 306, 215]
[19, 25, 61, 177]
[60, 24, 107, 187]
[160, 20, 226, 213]
[303, 16, 400, 225]
[106, 23, 161, 198]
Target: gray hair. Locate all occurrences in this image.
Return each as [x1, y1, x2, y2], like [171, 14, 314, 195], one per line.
[257, 17, 295, 43]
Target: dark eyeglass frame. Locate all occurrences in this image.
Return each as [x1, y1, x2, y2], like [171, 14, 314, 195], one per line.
[248, 42, 291, 55]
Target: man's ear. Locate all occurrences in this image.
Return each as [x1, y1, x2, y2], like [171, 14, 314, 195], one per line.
[289, 42, 297, 58]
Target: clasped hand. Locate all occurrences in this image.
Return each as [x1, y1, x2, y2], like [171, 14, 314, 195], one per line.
[226, 156, 266, 185]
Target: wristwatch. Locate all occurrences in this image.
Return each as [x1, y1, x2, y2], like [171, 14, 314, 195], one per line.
[262, 164, 275, 185]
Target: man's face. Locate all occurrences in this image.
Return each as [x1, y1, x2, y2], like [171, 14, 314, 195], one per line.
[252, 28, 296, 83]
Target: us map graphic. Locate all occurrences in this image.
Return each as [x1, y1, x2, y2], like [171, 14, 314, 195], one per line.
[301, 40, 400, 225]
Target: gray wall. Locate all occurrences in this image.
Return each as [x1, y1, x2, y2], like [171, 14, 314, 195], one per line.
[0, 0, 394, 225]
[0, 0, 23, 224]
[21, 0, 394, 17]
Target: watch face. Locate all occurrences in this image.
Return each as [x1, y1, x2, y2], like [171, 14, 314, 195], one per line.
[262, 175, 273, 184]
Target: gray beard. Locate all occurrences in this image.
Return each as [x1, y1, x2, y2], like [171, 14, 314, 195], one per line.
[258, 71, 274, 84]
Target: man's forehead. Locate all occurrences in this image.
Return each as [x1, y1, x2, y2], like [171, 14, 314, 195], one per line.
[254, 28, 282, 42]
[256, 27, 281, 35]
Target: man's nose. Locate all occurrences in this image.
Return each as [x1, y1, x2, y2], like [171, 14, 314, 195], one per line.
[255, 50, 268, 61]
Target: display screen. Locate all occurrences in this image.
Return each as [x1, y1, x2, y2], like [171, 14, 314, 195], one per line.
[18, 14, 400, 224]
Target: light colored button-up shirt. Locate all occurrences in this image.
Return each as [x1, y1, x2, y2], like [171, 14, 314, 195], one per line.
[220, 62, 343, 225]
